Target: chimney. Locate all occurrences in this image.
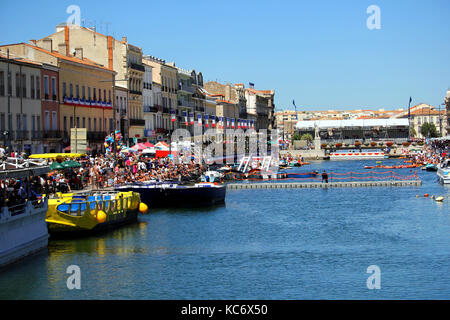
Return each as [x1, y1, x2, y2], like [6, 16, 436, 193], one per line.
[41, 38, 53, 52]
[225, 85, 232, 101]
[75, 47, 83, 60]
[122, 36, 127, 43]
[29, 39, 37, 46]
[58, 43, 68, 56]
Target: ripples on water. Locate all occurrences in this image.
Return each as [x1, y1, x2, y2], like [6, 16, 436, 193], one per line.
[0, 160, 449, 299]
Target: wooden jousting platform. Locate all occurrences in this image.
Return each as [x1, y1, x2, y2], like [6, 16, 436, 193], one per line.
[227, 180, 422, 190]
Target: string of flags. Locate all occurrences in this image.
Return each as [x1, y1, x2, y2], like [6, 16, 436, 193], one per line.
[173, 112, 255, 129]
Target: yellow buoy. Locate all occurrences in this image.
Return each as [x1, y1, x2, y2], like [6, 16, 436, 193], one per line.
[139, 202, 148, 214]
[96, 210, 107, 223]
[435, 196, 444, 202]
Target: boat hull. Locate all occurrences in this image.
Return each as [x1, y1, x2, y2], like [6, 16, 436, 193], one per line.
[437, 168, 450, 184]
[116, 184, 226, 207]
[0, 200, 49, 268]
[46, 191, 143, 237]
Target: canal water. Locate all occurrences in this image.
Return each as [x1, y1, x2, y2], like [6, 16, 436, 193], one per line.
[1, 159, 449, 299]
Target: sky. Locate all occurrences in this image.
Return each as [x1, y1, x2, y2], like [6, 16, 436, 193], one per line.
[1, 0, 449, 111]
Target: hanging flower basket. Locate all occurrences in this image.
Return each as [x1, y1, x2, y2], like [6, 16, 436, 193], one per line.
[335, 143, 343, 148]
[386, 141, 394, 147]
[321, 143, 328, 148]
[402, 142, 410, 147]
[354, 141, 361, 147]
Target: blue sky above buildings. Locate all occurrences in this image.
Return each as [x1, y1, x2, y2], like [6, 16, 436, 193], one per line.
[1, 0, 449, 111]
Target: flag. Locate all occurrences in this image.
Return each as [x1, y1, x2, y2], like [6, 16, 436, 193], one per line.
[227, 117, 230, 128]
[205, 114, 209, 128]
[198, 114, 202, 126]
[171, 110, 176, 122]
[189, 112, 194, 125]
[231, 118, 235, 129]
[237, 119, 240, 129]
[212, 116, 216, 128]
[408, 97, 412, 119]
[183, 111, 188, 126]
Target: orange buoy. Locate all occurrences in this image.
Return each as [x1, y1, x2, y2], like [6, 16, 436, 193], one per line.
[424, 194, 429, 198]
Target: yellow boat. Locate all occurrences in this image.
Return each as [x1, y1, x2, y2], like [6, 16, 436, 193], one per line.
[46, 191, 148, 236]
[29, 153, 87, 160]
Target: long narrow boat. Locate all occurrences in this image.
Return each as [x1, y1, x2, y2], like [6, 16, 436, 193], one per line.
[0, 166, 50, 268]
[115, 182, 226, 207]
[46, 191, 148, 236]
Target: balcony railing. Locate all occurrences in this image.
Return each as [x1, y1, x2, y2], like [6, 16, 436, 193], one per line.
[178, 84, 195, 94]
[42, 130, 62, 139]
[144, 106, 159, 113]
[129, 90, 142, 95]
[87, 131, 107, 141]
[156, 128, 168, 134]
[128, 63, 145, 72]
[31, 131, 42, 140]
[129, 118, 145, 126]
[15, 130, 29, 140]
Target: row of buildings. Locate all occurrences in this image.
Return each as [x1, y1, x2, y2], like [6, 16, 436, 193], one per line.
[0, 24, 275, 154]
[276, 100, 450, 140]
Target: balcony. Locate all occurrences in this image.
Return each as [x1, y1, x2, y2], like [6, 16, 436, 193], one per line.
[15, 130, 29, 140]
[129, 118, 145, 127]
[129, 90, 142, 95]
[178, 84, 195, 94]
[31, 131, 42, 140]
[156, 128, 168, 134]
[128, 63, 145, 72]
[43, 130, 62, 139]
[144, 106, 159, 113]
[87, 131, 107, 141]
[162, 107, 170, 114]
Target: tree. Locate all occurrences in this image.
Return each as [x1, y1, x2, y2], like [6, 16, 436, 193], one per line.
[292, 132, 302, 141]
[420, 122, 438, 138]
[410, 127, 416, 137]
[300, 133, 313, 142]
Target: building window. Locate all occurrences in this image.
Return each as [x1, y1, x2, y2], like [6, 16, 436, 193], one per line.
[52, 111, 57, 130]
[21, 74, 26, 97]
[31, 115, 35, 133]
[109, 118, 113, 132]
[76, 85, 79, 99]
[99, 89, 101, 101]
[7, 72, 12, 96]
[82, 117, 86, 128]
[0, 113, 5, 131]
[93, 87, 96, 101]
[16, 73, 20, 97]
[94, 118, 97, 131]
[88, 118, 91, 131]
[36, 115, 40, 132]
[30, 75, 35, 99]
[44, 75, 49, 99]
[0, 71, 5, 96]
[36, 76, 40, 99]
[76, 117, 80, 128]
[82, 86, 85, 99]
[23, 114, 27, 131]
[63, 82, 67, 97]
[99, 118, 102, 131]
[88, 87, 91, 100]
[70, 83, 73, 98]
[109, 90, 111, 102]
[70, 116, 73, 128]
[51, 77, 56, 99]
[64, 116, 67, 131]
